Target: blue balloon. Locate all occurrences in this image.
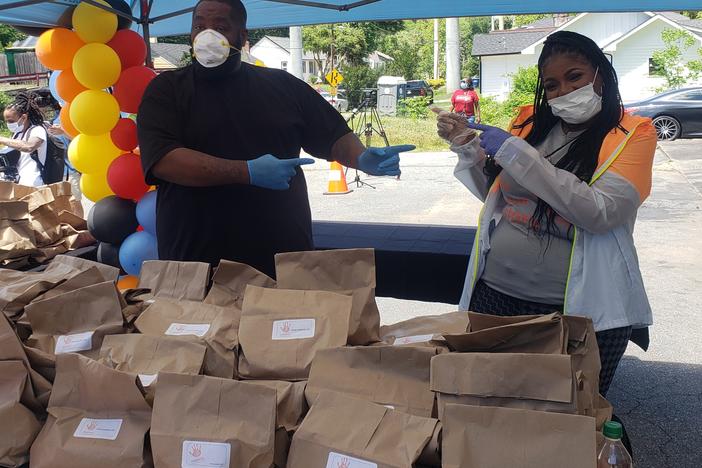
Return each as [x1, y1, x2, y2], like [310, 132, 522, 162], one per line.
[136, 190, 157, 235]
[119, 231, 158, 276]
[48, 71, 65, 106]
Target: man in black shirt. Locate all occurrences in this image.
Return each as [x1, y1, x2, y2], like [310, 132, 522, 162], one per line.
[138, 0, 413, 276]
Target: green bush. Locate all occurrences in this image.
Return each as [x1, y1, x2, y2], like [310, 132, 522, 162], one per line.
[427, 78, 445, 89]
[397, 96, 431, 119]
[341, 64, 383, 107]
[479, 96, 512, 129]
[0, 91, 12, 136]
[504, 65, 538, 114]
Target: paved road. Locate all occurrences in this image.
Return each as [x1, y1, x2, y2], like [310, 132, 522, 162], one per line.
[305, 139, 702, 468]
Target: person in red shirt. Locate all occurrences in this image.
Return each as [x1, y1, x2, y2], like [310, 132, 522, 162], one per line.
[451, 80, 481, 123]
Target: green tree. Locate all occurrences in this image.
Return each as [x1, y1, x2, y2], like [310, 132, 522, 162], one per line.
[0, 25, 25, 50]
[460, 17, 492, 79]
[681, 11, 702, 20]
[303, 23, 368, 78]
[340, 64, 383, 107]
[158, 35, 189, 44]
[513, 14, 550, 28]
[651, 28, 702, 92]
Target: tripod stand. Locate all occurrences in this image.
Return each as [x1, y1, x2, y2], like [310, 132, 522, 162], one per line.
[345, 97, 390, 189]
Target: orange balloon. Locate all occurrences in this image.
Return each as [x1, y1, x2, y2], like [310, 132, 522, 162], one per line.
[56, 69, 87, 103]
[117, 274, 139, 291]
[59, 103, 79, 139]
[35, 28, 84, 70]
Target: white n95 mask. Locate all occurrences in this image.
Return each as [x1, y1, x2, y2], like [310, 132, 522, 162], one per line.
[6, 120, 22, 134]
[548, 68, 602, 124]
[192, 29, 240, 68]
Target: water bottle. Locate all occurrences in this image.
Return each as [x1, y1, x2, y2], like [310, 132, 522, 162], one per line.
[597, 421, 633, 467]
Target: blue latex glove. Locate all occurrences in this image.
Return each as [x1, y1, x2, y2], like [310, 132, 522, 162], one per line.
[358, 144, 416, 177]
[247, 154, 315, 190]
[467, 122, 512, 157]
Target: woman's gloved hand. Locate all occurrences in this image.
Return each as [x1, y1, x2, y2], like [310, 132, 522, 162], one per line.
[431, 107, 476, 146]
[358, 144, 415, 177]
[247, 154, 315, 190]
[467, 122, 512, 157]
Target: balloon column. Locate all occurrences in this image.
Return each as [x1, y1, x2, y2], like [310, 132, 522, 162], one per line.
[38, 0, 158, 276]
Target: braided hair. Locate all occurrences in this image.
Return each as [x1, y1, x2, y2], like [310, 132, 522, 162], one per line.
[484, 31, 624, 239]
[7, 91, 45, 127]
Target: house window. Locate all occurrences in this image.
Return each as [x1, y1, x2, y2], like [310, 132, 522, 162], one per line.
[648, 58, 663, 77]
[281, 61, 288, 71]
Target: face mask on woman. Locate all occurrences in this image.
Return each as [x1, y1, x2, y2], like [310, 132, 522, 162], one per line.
[548, 67, 602, 124]
[192, 29, 241, 69]
[460, 82, 468, 90]
[6, 116, 24, 134]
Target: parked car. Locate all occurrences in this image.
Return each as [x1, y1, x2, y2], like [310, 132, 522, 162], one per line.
[625, 87, 702, 140]
[405, 80, 434, 103]
[319, 91, 349, 112]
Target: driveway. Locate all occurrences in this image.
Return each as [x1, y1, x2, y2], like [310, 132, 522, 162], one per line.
[305, 138, 702, 468]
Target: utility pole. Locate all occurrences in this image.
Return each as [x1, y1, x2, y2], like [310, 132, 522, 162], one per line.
[433, 19, 440, 80]
[289, 26, 303, 80]
[445, 17, 460, 92]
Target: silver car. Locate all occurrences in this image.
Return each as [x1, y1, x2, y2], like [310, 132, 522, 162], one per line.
[319, 91, 348, 112]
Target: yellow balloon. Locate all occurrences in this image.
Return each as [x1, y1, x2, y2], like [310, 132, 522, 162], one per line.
[70, 90, 120, 136]
[72, 0, 117, 44]
[80, 172, 114, 203]
[68, 133, 121, 174]
[72, 43, 121, 89]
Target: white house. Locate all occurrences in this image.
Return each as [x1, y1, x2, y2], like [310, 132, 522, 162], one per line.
[251, 35, 394, 82]
[473, 12, 702, 102]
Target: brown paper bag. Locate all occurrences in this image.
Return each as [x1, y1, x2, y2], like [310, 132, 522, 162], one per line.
[0, 201, 37, 265]
[135, 298, 238, 378]
[20, 188, 62, 247]
[0, 313, 52, 412]
[25, 281, 125, 359]
[46, 181, 83, 218]
[0, 360, 42, 467]
[23, 343, 56, 383]
[287, 391, 439, 468]
[238, 285, 352, 380]
[30, 353, 152, 468]
[204, 259, 276, 308]
[306, 346, 437, 417]
[275, 248, 381, 345]
[442, 404, 596, 468]
[47, 253, 120, 282]
[443, 312, 567, 354]
[151, 372, 277, 468]
[99, 334, 207, 403]
[564, 315, 602, 415]
[138, 260, 211, 301]
[430, 352, 578, 420]
[379, 311, 470, 347]
[0, 261, 78, 320]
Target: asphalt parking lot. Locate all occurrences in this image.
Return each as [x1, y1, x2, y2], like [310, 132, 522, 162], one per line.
[305, 138, 702, 468]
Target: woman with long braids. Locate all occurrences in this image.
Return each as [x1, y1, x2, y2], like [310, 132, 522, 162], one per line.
[435, 31, 656, 396]
[1, 91, 48, 186]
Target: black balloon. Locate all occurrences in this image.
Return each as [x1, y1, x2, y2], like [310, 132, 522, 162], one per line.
[88, 195, 138, 245]
[97, 242, 122, 269]
[106, 0, 134, 30]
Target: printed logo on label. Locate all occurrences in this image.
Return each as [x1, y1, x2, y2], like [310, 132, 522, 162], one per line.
[73, 418, 123, 440]
[325, 452, 377, 468]
[54, 330, 95, 354]
[271, 318, 316, 340]
[182, 441, 231, 468]
[165, 323, 211, 337]
[393, 334, 435, 345]
[138, 373, 157, 387]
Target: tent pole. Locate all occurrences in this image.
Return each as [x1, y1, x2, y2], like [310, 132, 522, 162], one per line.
[140, 0, 153, 68]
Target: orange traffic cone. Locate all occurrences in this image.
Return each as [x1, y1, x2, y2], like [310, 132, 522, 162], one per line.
[324, 161, 352, 195]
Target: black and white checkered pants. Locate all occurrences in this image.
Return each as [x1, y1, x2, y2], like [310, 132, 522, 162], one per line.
[469, 280, 631, 396]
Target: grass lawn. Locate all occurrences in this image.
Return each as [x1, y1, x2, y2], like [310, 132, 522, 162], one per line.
[344, 112, 448, 152]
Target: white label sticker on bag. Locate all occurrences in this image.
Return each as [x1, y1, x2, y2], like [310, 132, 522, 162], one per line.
[326, 452, 378, 468]
[73, 418, 123, 440]
[182, 441, 231, 468]
[54, 330, 94, 354]
[393, 334, 435, 345]
[165, 323, 210, 337]
[138, 373, 157, 387]
[271, 318, 316, 340]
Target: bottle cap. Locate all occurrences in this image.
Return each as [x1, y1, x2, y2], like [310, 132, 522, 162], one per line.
[603, 421, 623, 439]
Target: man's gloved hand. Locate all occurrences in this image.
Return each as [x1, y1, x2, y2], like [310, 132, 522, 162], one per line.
[358, 144, 416, 177]
[247, 154, 315, 190]
[467, 122, 512, 157]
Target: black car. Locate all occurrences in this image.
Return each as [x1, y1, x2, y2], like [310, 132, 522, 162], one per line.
[625, 87, 702, 140]
[405, 80, 434, 103]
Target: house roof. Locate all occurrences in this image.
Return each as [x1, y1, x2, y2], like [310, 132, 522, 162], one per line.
[254, 35, 320, 60]
[472, 12, 702, 57]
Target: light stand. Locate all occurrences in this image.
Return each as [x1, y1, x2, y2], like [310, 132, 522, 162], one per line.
[345, 91, 391, 189]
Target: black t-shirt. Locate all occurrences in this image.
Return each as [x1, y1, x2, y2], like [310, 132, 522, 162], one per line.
[137, 63, 351, 276]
